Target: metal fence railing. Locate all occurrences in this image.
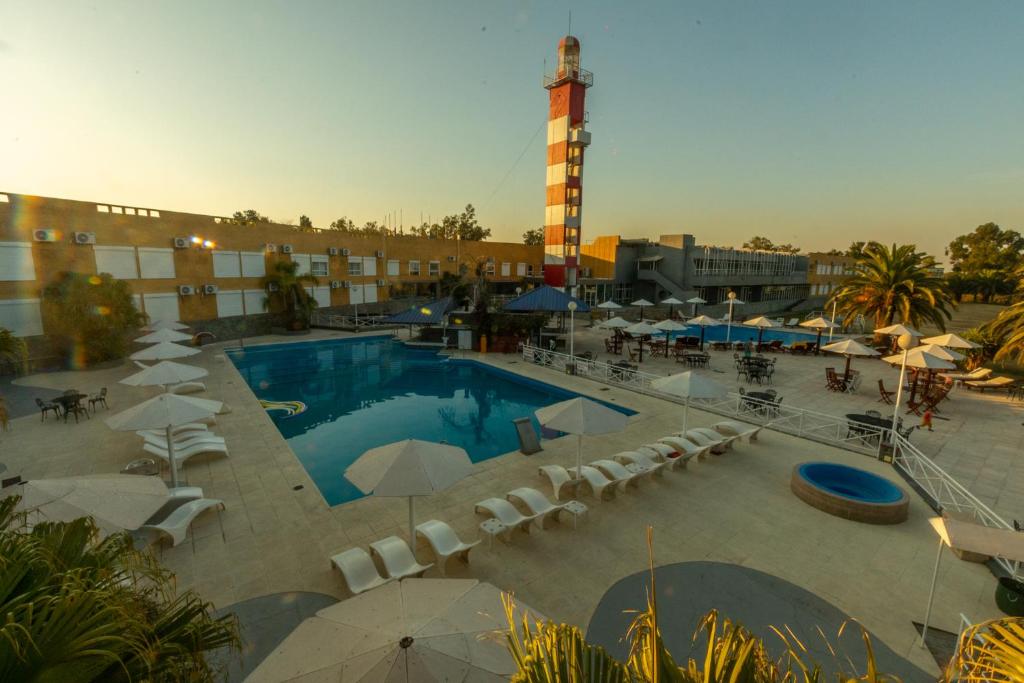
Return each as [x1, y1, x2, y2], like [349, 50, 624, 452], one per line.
[310, 311, 394, 330]
[521, 343, 1018, 576]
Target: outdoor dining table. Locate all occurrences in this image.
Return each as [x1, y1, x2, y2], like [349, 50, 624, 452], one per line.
[846, 413, 894, 430]
[53, 392, 88, 418]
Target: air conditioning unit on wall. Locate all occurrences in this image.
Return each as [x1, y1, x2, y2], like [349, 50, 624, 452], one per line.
[281, 244, 293, 254]
[202, 284, 218, 295]
[265, 243, 277, 253]
[342, 280, 352, 288]
[341, 248, 351, 256]
[173, 237, 189, 249]
[33, 229, 58, 242]
[327, 247, 338, 256]
[266, 282, 279, 292]
[446, 255, 456, 262]
[329, 280, 342, 289]
[376, 279, 386, 287]
[73, 232, 96, 245]
[374, 250, 384, 258]
[178, 285, 196, 296]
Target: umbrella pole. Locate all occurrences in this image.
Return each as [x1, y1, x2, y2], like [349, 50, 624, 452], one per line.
[699, 326, 705, 352]
[575, 434, 583, 497]
[844, 355, 852, 382]
[920, 537, 945, 647]
[815, 330, 822, 356]
[166, 425, 180, 489]
[758, 329, 764, 353]
[683, 399, 689, 434]
[408, 496, 415, 543]
[892, 348, 909, 431]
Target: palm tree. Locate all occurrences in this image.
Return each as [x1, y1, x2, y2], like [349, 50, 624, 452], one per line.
[0, 496, 239, 681]
[827, 243, 954, 337]
[984, 262, 1024, 362]
[0, 327, 27, 373]
[261, 260, 319, 330]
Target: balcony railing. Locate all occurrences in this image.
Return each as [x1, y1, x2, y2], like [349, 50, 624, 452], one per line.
[543, 67, 594, 88]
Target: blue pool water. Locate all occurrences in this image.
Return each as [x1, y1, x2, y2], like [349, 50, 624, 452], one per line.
[797, 462, 905, 504]
[227, 336, 635, 505]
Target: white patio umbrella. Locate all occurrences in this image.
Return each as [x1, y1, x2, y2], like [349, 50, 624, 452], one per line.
[630, 298, 654, 320]
[687, 314, 720, 351]
[799, 317, 837, 355]
[600, 316, 632, 330]
[653, 318, 688, 346]
[820, 338, 880, 379]
[743, 316, 780, 350]
[536, 397, 629, 482]
[875, 323, 925, 428]
[660, 296, 684, 319]
[120, 360, 209, 389]
[920, 332, 980, 350]
[130, 341, 200, 362]
[134, 328, 193, 344]
[345, 439, 473, 542]
[143, 320, 189, 332]
[15, 475, 170, 538]
[921, 517, 1024, 646]
[651, 372, 727, 433]
[246, 578, 541, 682]
[597, 300, 622, 320]
[917, 343, 965, 363]
[625, 321, 660, 362]
[883, 347, 955, 420]
[686, 296, 707, 317]
[106, 393, 223, 489]
[875, 323, 923, 338]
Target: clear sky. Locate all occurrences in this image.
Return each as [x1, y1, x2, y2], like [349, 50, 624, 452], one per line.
[2, 1, 1022, 260]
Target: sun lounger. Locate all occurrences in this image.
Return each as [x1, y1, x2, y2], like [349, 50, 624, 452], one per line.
[329, 547, 393, 595]
[637, 443, 685, 470]
[683, 429, 729, 454]
[785, 318, 799, 327]
[139, 497, 224, 547]
[965, 376, 1015, 392]
[141, 432, 225, 450]
[369, 536, 434, 579]
[657, 436, 709, 463]
[169, 381, 207, 395]
[474, 497, 540, 535]
[538, 465, 577, 501]
[143, 441, 229, 467]
[169, 485, 204, 500]
[415, 520, 480, 576]
[567, 465, 619, 501]
[943, 367, 992, 384]
[590, 459, 648, 486]
[506, 487, 567, 528]
[713, 420, 762, 442]
[612, 450, 669, 476]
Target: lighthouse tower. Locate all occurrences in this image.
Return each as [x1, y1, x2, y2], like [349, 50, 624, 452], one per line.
[543, 35, 592, 290]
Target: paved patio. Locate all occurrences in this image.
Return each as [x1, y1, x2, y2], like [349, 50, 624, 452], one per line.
[0, 326, 1018, 678]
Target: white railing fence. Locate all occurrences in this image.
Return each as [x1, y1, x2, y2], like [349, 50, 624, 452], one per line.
[310, 311, 393, 329]
[520, 343, 1017, 577]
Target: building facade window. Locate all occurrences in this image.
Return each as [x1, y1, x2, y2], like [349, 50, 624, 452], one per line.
[311, 255, 329, 277]
[408, 260, 420, 276]
[348, 260, 363, 276]
[428, 261, 440, 276]
[387, 260, 399, 276]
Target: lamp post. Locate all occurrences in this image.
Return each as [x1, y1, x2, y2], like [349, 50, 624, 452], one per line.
[725, 291, 736, 343]
[567, 301, 577, 373]
[891, 332, 917, 434]
[829, 300, 838, 342]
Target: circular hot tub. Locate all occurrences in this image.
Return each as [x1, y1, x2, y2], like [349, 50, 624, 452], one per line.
[791, 462, 908, 524]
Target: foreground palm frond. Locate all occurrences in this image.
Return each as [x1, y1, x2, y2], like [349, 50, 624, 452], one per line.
[948, 617, 1024, 682]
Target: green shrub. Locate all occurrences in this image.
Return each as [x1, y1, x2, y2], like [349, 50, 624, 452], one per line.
[41, 272, 147, 367]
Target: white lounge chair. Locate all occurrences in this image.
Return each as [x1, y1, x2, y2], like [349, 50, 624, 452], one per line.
[943, 367, 992, 384]
[538, 465, 577, 501]
[169, 486, 204, 500]
[682, 429, 728, 454]
[965, 376, 1015, 392]
[657, 436, 709, 464]
[143, 441, 229, 467]
[141, 432, 226, 449]
[714, 420, 762, 443]
[139, 498, 224, 547]
[636, 444, 688, 471]
[369, 536, 434, 579]
[507, 487, 567, 528]
[690, 426, 738, 450]
[612, 450, 669, 476]
[415, 520, 480, 576]
[566, 465, 618, 501]
[169, 381, 206, 395]
[474, 497, 540, 535]
[330, 547, 393, 595]
[785, 318, 799, 327]
[591, 458, 649, 485]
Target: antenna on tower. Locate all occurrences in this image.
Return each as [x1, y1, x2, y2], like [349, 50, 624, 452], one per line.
[568, 10, 571, 36]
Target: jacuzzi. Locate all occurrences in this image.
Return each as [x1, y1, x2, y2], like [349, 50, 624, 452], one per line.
[791, 462, 909, 524]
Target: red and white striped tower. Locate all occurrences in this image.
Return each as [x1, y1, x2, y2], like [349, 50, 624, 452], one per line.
[543, 35, 592, 291]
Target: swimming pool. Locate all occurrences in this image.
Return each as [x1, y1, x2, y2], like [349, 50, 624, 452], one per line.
[663, 325, 834, 346]
[227, 336, 635, 505]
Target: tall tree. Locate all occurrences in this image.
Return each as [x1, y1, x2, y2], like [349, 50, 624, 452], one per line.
[230, 209, 271, 225]
[0, 327, 27, 373]
[329, 217, 355, 232]
[742, 236, 800, 253]
[946, 223, 1024, 274]
[0, 496, 239, 681]
[449, 204, 490, 241]
[298, 215, 313, 228]
[828, 242, 954, 334]
[522, 227, 544, 246]
[261, 261, 319, 330]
